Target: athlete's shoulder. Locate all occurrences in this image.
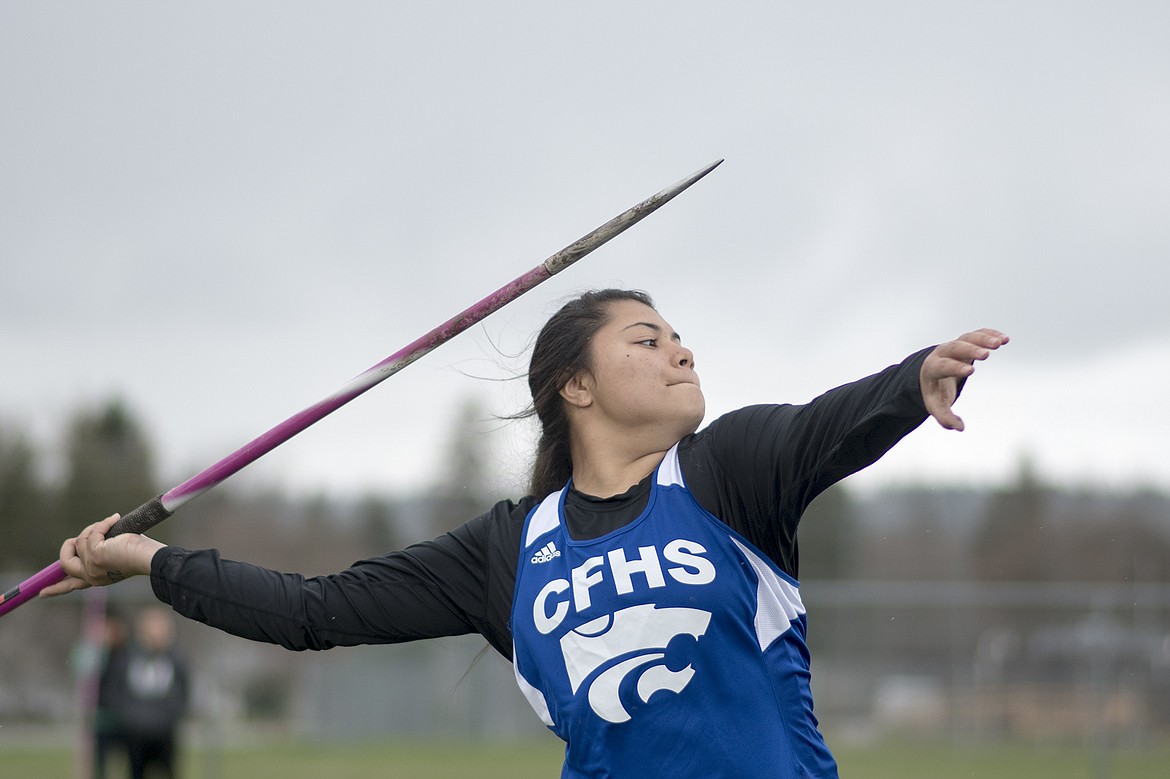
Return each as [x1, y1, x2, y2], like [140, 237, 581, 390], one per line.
[681, 404, 798, 460]
[701, 404, 800, 433]
[453, 495, 543, 547]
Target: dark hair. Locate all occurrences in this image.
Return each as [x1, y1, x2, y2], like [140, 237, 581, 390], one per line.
[522, 288, 654, 497]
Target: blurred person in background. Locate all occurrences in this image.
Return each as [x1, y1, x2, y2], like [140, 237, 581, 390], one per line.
[93, 607, 130, 779]
[104, 606, 190, 779]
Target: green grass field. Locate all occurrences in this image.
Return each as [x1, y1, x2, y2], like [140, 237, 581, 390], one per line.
[3, 738, 1169, 778]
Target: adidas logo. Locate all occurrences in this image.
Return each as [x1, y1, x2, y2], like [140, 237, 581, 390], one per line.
[531, 542, 561, 564]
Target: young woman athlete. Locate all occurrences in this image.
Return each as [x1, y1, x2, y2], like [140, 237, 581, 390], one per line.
[46, 289, 1008, 778]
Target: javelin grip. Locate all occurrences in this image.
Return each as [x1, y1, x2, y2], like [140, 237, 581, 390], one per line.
[109, 496, 172, 537]
[0, 496, 172, 618]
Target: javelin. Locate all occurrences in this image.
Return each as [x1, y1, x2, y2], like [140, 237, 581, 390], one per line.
[0, 159, 723, 618]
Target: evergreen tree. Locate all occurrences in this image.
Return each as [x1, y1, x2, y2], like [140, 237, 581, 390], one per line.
[357, 493, 401, 552]
[58, 399, 160, 544]
[971, 454, 1051, 582]
[0, 422, 47, 569]
[795, 484, 855, 579]
[427, 397, 496, 535]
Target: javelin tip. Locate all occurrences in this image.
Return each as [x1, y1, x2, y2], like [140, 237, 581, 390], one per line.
[542, 158, 725, 276]
[663, 159, 724, 196]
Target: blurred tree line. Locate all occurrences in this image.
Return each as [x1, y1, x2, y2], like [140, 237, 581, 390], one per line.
[0, 395, 505, 576]
[3, 395, 1169, 584]
[0, 399, 159, 570]
[798, 464, 1170, 585]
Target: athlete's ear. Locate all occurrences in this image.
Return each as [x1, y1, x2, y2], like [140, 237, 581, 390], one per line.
[560, 371, 593, 409]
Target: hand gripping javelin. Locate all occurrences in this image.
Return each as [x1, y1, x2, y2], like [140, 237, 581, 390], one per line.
[0, 159, 723, 618]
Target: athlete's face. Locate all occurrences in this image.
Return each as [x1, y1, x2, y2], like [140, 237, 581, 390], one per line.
[569, 299, 705, 442]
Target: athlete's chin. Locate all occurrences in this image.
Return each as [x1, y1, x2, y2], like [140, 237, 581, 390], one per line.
[656, 404, 705, 443]
[659, 385, 705, 437]
[679, 401, 706, 437]
[686, 388, 706, 416]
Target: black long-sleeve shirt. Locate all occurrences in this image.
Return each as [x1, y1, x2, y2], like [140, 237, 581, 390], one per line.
[151, 348, 934, 660]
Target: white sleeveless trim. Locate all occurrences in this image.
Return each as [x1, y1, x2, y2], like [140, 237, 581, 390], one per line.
[524, 489, 564, 549]
[655, 443, 684, 487]
[512, 642, 555, 727]
[731, 538, 806, 651]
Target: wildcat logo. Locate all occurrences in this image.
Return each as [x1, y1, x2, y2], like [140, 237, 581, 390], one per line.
[559, 603, 711, 723]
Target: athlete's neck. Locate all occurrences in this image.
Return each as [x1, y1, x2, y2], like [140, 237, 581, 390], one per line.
[569, 448, 667, 498]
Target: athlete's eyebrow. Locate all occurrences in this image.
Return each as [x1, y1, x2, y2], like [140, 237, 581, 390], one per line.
[622, 321, 682, 343]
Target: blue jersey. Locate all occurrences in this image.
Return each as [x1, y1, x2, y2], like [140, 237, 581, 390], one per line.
[511, 444, 839, 778]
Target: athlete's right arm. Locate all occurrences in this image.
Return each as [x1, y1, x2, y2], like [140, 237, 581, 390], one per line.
[47, 499, 531, 656]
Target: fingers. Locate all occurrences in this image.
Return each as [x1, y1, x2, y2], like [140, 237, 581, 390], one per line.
[73, 513, 119, 567]
[969, 328, 1009, 346]
[934, 330, 1008, 365]
[49, 514, 122, 591]
[925, 329, 1010, 381]
[921, 375, 964, 431]
[41, 512, 153, 600]
[42, 533, 92, 598]
[930, 405, 965, 432]
[920, 328, 1007, 432]
[959, 328, 1009, 361]
[87, 512, 123, 538]
[56, 533, 86, 580]
[39, 576, 89, 598]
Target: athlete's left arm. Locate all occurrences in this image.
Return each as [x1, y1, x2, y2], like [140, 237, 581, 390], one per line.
[773, 328, 1008, 508]
[687, 331, 1007, 573]
[686, 349, 931, 573]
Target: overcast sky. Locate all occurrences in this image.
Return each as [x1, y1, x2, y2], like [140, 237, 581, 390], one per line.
[2, 2, 1168, 506]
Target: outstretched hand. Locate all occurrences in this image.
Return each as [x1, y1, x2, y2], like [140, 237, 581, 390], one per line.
[39, 513, 165, 598]
[920, 328, 1009, 431]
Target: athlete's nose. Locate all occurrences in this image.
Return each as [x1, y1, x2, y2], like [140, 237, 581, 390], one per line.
[676, 345, 696, 370]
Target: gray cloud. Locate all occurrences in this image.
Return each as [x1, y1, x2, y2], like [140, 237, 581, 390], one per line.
[2, 2, 1168, 498]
